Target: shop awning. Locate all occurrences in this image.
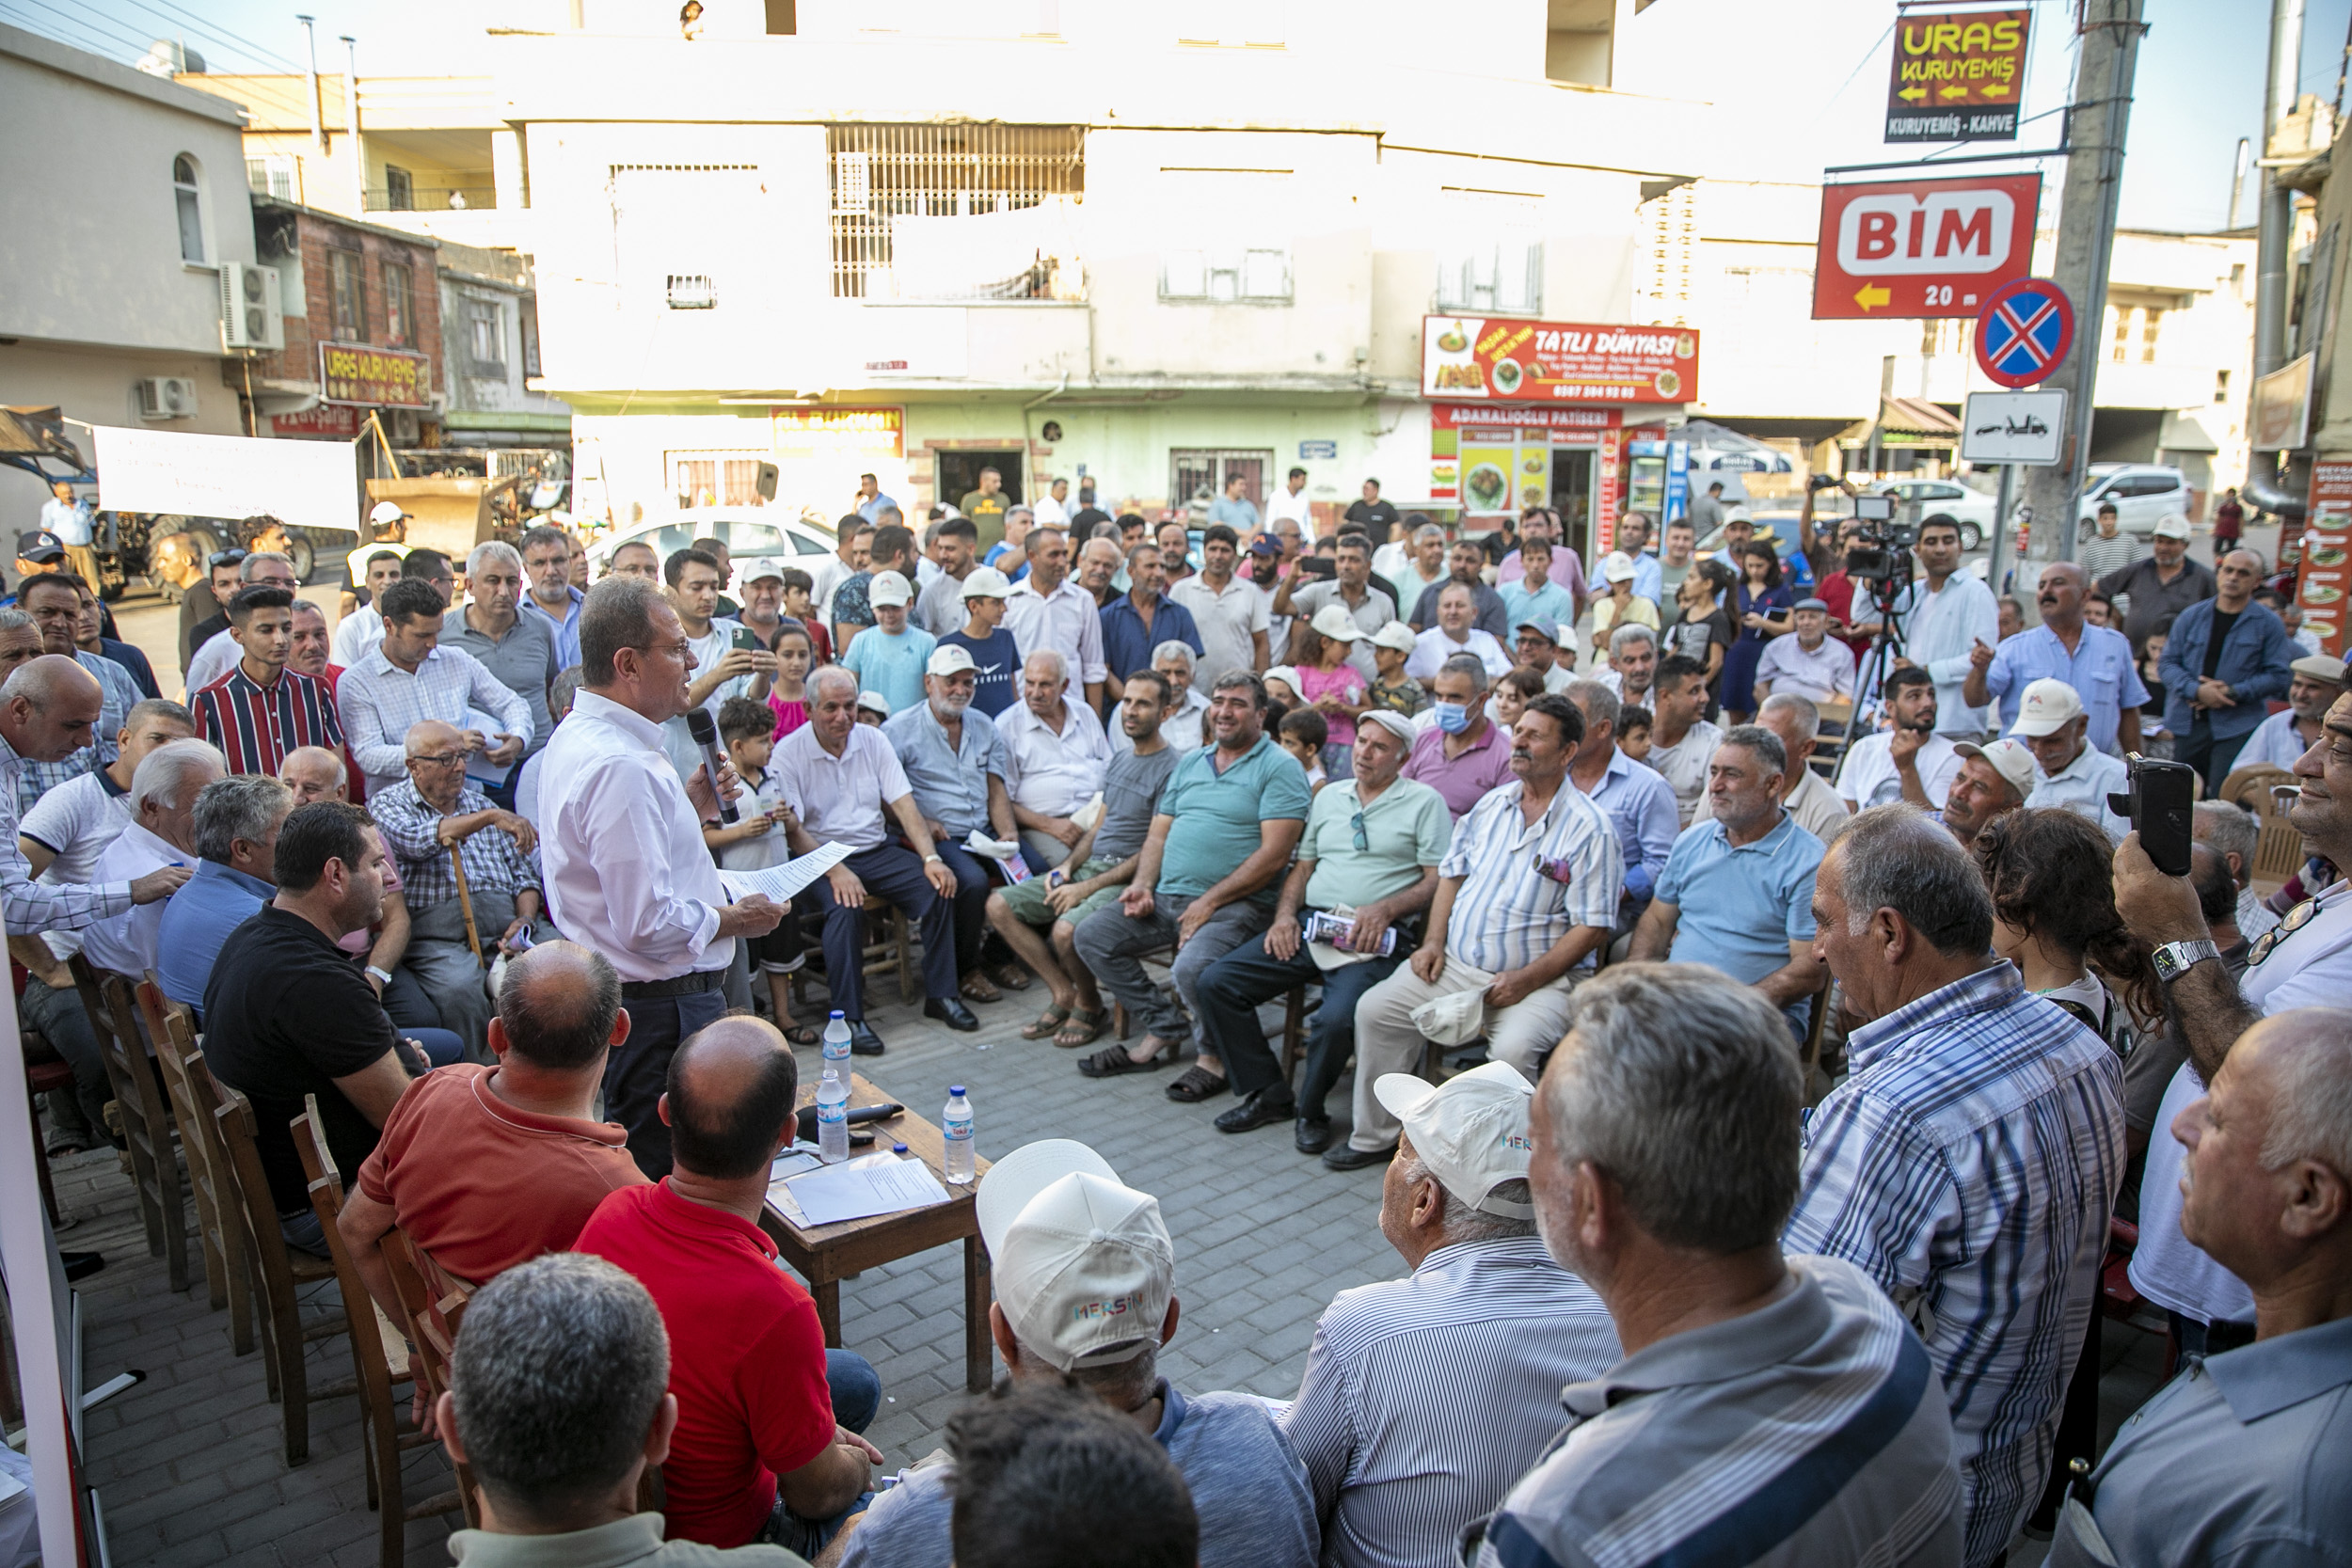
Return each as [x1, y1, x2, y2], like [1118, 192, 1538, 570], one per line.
[1836, 397, 1963, 448]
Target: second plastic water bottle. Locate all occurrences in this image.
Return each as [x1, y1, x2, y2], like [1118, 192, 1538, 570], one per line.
[821, 1010, 851, 1077]
[942, 1086, 975, 1184]
[817, 1068, 850, 1164]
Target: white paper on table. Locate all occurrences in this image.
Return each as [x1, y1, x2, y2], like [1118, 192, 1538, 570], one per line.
[462, 708, 518, 786]
[722, 840, 856, 903]
[782, 1155, 951, 1227]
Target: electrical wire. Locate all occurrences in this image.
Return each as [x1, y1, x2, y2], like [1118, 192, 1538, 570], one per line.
[0, 0, 161, 61]
[107, 0, 305, 71]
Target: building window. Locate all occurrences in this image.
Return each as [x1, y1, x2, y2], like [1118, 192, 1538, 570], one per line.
[245, 155, 295, 200]
[827, 123, 1086, 299]
[173, 154, 204, 262]
[2216, 369, 2231, 404]
[1169, 449, 1272, 515]
[666, 274, 718, 309]
[329, 248, 367, 340]
[1161, 249, 1292, 304]
[669, 451, 770, 508]
[2139, 307, 2163, 363]
[611, 164, 763, 310]
[468, 300, 506, 375]
[519, 294, 542, 377]
[385, 166, 414, 212]
[383, 260, 414, 347]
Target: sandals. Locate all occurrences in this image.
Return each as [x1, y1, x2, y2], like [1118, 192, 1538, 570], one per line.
[1021, 1005, 1073, 1040]
[991, 963, 1034, 992]
[1165, 1065, 1231, 1103]
[961, 971, 1004, 1004]
[1053, 1008, 1108, 1049]
[781, 1022, 823, 1048]
[1078, 1037, 1174, 1077]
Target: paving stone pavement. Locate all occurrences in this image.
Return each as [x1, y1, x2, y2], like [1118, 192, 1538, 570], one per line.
[46, 978, 1403, 1567]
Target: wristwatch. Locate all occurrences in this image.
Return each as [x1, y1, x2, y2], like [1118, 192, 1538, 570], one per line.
[923, 853, 943, 864]
[2151, 940, 2221, 983]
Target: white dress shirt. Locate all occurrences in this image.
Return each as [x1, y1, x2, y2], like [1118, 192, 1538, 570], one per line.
[1267, 484, 1314, 531]
[337, 642, 535, 795]
[770, 721, 910, 853]
[1405, 626, 1512, 683]
[2024, 744, 2131, 840]
[329, 604, 385, 673]
[1031, 495, 1071, 530]
[77, 821, 183, 978]
[1003, 576, 1107, 687]
[998, 696, 1113, 817]
[184, 629, 245, 694]
[1836, 730, 1963, 812]
[537, 689, 729, 982]
[1887, 573, 2000, 735]
[2238, 706, 2322, 772]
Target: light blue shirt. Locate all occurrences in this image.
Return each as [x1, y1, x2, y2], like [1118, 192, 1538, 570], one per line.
[856, 491, 898, 525]
[880, 701, 1005, 839]
[40, 496, 93, 546]
[155, 859, 276, 1013]
[1980, 623, 2148, 755]
[1439, 780, 1622, 974]
[1657, 812, 1823, 1022]
[1627, 549, 1662, 605]
[1157, 734, 1312, 905]
[1499, 579, 1576, 636]
[1209, 495, 1262, 531]
[840, 625, 937, 716]
[1576, 746, 1678, 900]
[522, 585, 585, 671]
[1888, 573, 1999, 734]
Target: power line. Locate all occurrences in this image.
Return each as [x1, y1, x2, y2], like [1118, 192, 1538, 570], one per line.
[94, 0, 306, 72]
[0, 0, 157, 61]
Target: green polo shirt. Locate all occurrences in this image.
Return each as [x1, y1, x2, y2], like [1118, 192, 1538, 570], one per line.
[1155, 733, 1312, 905]
[1300, 776, 1452, 911]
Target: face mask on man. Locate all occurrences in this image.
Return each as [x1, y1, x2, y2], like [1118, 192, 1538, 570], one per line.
[1433, 701, 1470, 735]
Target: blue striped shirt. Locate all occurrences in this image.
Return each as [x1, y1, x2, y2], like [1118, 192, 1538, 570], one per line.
[1784, 962, 2124, 1568]
[1285, 1236, 1618, 1568]
[1438, 780, 1621, 974]
[1470, 1255, 1963, 1568]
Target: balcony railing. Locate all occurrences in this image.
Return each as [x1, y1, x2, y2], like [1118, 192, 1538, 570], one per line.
[364, 185, 497, 214]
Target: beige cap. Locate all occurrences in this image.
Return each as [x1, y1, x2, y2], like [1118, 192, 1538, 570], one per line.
[1371, 1061, 1537, 1218]
[2006, 677, 2085, 738]
[869, 570, 913, 608]
[961, 565, 1012, 600]
[855, 689, 891, 718]
[2152, 514, 2193, 540]
[1955, 736, 2040, 800]
[743, 558, 787, 583]
[1358, 708, 1418, 746]
[2291, 653, 2347, 685]
[1370, 620, 1418, 654]
[1311, 604, 1368, 642]
[976, 1140, 1174, 1372]
[927, 644, 977, 678]
[1600, 551, 1639, 584]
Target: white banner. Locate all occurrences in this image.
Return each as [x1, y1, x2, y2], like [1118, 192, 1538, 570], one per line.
[90, 425, 359, 534]
[1959, 389, 2067, 467]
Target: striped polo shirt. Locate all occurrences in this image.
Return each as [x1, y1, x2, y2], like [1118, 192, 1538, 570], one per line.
[1284, 1236, 1619, 1568]
[191, 663, 345, 778]
[1439, 778, 1622, 974]
[1470, 1255, 1963, 1568]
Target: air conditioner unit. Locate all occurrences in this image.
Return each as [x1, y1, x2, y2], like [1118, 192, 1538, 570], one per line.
[389, 408, 421, 444]
[135, 377, 198, 420]
[216, 261, 286, 351]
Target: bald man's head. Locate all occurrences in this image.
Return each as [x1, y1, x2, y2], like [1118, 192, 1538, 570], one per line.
[492, 942, 627, 1072]
[278, 746, 347, 804]
[405, 719, 465, 759]
[661, 1016, 799, 1180]
[0, 654, 103, 763]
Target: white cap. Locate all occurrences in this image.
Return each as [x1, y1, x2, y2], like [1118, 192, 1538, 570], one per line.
[855, 689, 891, 717]
[2006, 676, 2085, 738]
[1955, 736, 2039, 800]
[869, 570, 913, 608]
[1264, 665, 1301, 691]
[976, 1140, 1174, 1372]
[369, 500, 408, 525]
[1358, 708, 1418, 746]
[927, 644, 977, 677]
[2153, 514, 2192, 540]
[743, 557, 787, 583]
[1310, 604, 1367, 642]
[961, 565, 1012, 600]
[1371, 1061, 1537, 1218]
[1369, 620, 1418, 654]
[1600, 551, 1639, 584]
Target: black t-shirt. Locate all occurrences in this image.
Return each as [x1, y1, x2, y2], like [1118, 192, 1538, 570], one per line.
[1072, 506, 1113, 534]
[1665, 610, 1734, 688]
[1344, 499, 1400, 536]
[2202, 608, 2240, 680]
[190, 610, 229, 656]
[202, 904, 407, 1213]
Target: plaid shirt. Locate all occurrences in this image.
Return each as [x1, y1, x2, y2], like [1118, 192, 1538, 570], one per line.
[191, 664, 344, 776]
[367, 777, 541, 913]
[1785, 961, 2124, 1568]
[335, 642, 534, 793]
[0, 736, 134, 935]
[17, 651, 141, 816]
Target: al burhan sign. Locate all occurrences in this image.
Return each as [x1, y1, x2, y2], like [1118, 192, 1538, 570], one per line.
[319, 341, 432, 408]
[1422, 316, 1699, 405]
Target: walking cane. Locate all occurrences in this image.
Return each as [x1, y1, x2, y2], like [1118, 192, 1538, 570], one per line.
[449, 842, 485, 967]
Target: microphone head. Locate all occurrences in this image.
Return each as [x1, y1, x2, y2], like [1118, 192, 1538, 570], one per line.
[685, 706, 718, 744]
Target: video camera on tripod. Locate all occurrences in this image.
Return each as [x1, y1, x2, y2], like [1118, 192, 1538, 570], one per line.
[1841, 493, 1915, 589]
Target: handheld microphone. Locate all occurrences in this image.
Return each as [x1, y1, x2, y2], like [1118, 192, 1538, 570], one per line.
[684, 707, 739, 823]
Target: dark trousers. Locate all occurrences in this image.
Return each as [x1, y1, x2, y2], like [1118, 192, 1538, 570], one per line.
[1192, 932, 1406, 1110]
[2177, 716, 2252, 791]
[603, 983, 730, 1180]
[756, 1349, 882, 1556]
[931, 840, 994, 975]
[22, 976, 109, 1140]
[796, 843, 956, 1019]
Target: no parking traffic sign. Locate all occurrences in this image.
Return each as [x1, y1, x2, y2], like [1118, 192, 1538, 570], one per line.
[1975, 277, 2074, 388]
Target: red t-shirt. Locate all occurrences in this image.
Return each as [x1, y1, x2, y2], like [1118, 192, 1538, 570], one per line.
[354, 1065, 644, 1283]
[576, 1180, 836, 1546]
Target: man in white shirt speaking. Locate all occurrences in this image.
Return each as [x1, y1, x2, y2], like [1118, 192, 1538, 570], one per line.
[536, 577, 786, 1180]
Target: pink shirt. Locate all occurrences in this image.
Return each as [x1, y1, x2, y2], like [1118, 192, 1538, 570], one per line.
[768, 694, 809, 741]
[341, 855, 403, 957]
[1298, 663, 1367, 747]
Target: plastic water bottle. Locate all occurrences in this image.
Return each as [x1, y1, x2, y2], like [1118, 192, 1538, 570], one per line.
[821, 1010, 851, 1077]
[942, 1086, 975, 1185]
[817, 1068, 850, 1164]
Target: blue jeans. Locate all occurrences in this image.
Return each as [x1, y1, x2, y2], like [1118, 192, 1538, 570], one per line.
[408, 1029, 465, 1069]
[755, 1350, 882, 1555]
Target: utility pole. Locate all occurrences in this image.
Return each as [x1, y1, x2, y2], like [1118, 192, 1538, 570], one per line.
[341, 37, 365, 212]
[297, 15, 326, 155]
[2021, 0, 2147, 569]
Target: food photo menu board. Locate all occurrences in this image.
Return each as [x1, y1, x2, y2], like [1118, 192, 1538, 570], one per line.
[1422, 316, 1700, 404]
[2301, 462, 2352, 657]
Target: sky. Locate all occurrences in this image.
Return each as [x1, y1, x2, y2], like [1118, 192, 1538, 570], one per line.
[1, 0, 2334, 234]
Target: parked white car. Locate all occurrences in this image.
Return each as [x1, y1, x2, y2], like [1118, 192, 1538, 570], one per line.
[583, 508, 840, 594]
[1874, 480, 1995, 552]
[2075, 464, 2191, 538]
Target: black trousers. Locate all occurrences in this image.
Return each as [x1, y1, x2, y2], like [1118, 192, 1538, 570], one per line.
[603, 982, 730, 1180]
[1192, 929, 1406, 1109]
[930, 840, 994, 975]
[795, 843, 957, 1019]
[2177, 716, 2251, 792]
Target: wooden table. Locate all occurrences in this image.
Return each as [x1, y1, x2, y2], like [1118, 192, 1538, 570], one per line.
[761, 1072, 994, 1394]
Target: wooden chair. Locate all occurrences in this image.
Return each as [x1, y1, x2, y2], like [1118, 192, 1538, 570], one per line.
[292, 1100, 463, 1561]
[194, 1055, 351, 1465]
[21, 1035, 72, 1228]
[140, 980, 254, 1355]
[2250, 782, 2309, 894]
[69, 958, 188, 1291]
[1810, 696, 1856, 780]
[1801, 976, 1836, 1108]
[862, 895, 914, 1007]
[378, 1227, 481, 1528]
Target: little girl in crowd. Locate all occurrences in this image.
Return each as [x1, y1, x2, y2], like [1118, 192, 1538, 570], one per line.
[766, 623, 814, 739]
[1295, 609, 1369, 781]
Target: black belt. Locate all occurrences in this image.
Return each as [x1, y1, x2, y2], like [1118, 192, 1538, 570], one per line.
[620, 968, 726, 1000]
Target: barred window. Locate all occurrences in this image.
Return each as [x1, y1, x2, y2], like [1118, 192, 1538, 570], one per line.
[829, 124, 1085, 301]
